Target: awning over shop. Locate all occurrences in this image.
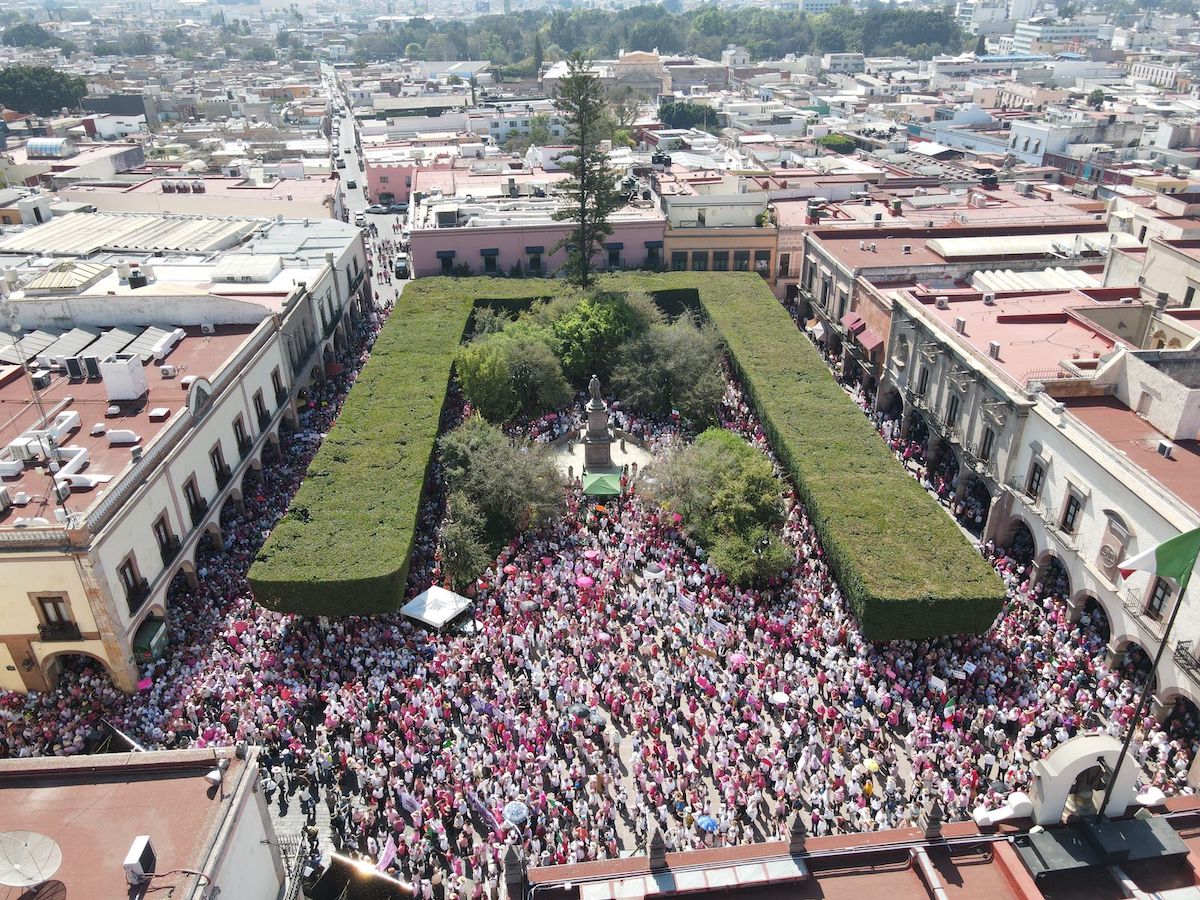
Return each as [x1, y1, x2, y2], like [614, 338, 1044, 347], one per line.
[582, 472, 622, 496]
[857, 328, 884, 354]
[805, 319, 826, 341]
[840, 312, 866, 334]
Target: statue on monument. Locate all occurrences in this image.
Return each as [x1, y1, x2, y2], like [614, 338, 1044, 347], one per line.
[589, 373, 602, 403]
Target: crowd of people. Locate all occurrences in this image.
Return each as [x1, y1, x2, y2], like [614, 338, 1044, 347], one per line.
[0, 295, 1198, 898]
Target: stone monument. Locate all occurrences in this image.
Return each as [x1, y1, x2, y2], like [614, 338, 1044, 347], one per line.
[583, 374, 614, 470]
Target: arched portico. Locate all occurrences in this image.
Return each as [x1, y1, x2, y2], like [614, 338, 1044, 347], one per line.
[39, 649, 117, 693]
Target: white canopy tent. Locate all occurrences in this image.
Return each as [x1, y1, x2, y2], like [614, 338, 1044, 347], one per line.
[401, 585, 472, 629]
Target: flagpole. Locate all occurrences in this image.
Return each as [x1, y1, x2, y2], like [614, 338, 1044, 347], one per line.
[1103, 584, 1187, 819]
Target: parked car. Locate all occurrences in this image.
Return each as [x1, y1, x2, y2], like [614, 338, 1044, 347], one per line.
[346, 179, 357, 189]
[395, 258, 409, 279]
[387, 203, 408, 214]
[353, 211, 365, 227]
[365, 204, 388, 214]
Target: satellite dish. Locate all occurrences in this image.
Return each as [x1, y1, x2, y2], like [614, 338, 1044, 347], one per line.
[0, 832, 63, 888]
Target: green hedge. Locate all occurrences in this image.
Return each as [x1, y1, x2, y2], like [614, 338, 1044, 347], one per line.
[247, 282, 475, 616]
[250, 274, 1005, 637]
[680, 272, 1006, 640]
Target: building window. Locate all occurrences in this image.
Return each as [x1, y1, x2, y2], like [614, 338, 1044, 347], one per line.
[234, 417, 249, 455]
[980, 427, 995, 462]
[1146, 577, 1172, 620]
[37, 594, 71, 624]
[210, 445, 227, 481]
[712, 251, 729, 271]
[644, 246, 660, 268]
[778, 253, 790, 277]
[483, 255, 497, 274]
[916, 367, 929, 397]
[754, 250, 771, 273]
[608, 247, 620, 268]
[1186, 286, 1196, 306]
[528, 252, 542, 273]
[184, 477, 201, 513]
[734, 251, 750, 272]
[691, 252, 708, 272]
[946, 393, 960, 427]
[118, 558, 139, 597]
[1026, 461, 1045, 500]
[671, 251, 687, 272]
[379, 175, 389, 184]
[1060, 492, 1082, 533]
[153, 514, 173, 551]
[441, 257, 454, 274]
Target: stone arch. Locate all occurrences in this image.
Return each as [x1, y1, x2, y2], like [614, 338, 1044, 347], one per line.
[1108, 636, 1156, 690]
[875, 381, 903, 420]
[171, 558, 199, 593]
[220, 488, 244, 522]
[1035, 550, 1071, 599]
[1029, 734, 1140, 823]
[199, 520, 223, 554]
[129, 601, 168, 635]
[263, 431, 283, 462]
[957, 473, 992, 537]
[1069, 589, 1114, 641]
[997, 515, 1038, 567]
[39, 649, 114, 692]
[1156, 685, 1200, 724]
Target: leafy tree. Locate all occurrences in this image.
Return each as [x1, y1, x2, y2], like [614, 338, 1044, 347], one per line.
[439, 415, 563, 543]
[3, 22, 57, 48]
[447, 73, 463, 85]
[817, 133, 856, 153]
[125, 32, 155, 55]
[440, 492, 492, 588]
[470, 306, 512, 338]
[552, 53, 624, 287]
[533, 30, 544, 74]
[611, 87, 641, 131]
[611, 314, 723, 425]
[710, 529, 794, 587]
[93, 40, 120, 56]
[550, 290, 661, 383]
[650, 428, 787, 585]
[456, 330, 571, 422]
[1088, 87, 1106, 109]
[658, 100, 710, 130]
[0, 65, 85, 115]
[246, 44, 276, 61]
[974, 33, 986, 55]
[405, 42, 424, 58]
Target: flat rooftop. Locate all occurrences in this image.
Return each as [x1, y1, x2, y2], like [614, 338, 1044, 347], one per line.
[0, 748, 252, 899]
[1065, 394, 1200, 515]
[911, 287, 1126, 389]
[0, 323, 255, 523]
[66, 174, 338, 202]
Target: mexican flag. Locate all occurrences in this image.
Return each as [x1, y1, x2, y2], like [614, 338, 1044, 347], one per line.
[1118, 527, 1200, 591]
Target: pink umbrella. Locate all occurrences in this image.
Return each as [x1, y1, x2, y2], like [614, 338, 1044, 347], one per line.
[672, 513, 683, 524]
[233, 620, 248, 634]
[728, 652, 748, 669]
[576, 575, 595, 590]
[503, 564, 518, 575]
[583, 550, 601, 561]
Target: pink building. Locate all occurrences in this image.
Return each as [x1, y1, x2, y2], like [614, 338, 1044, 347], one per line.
[410, 205, 666, 278]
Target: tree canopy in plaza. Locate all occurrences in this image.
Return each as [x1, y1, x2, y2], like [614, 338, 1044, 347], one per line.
[611, 313, 724, 425]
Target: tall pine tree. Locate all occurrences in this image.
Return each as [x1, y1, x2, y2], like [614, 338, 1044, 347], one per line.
[552, 54, 624, 288]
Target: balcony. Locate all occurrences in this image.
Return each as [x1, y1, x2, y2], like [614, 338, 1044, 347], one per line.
[257, 408, 271, 429]
[159, 535, 182, 567]
[214, 464, 232, 489]
[189, 497, 209, 526]
[126, 578, 150, 615]
[275, 385, 288, 406]
[237, 436, 252, 458]
[38, 621, 82, 642]
[1175, 641, 1200, 687]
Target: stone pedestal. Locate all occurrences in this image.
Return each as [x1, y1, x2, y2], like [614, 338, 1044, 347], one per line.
[583, 398, 613, 470]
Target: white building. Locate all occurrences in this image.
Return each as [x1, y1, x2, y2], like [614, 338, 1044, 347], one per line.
[1013, 20, 1103, 54]
[0, 212, 369, 694]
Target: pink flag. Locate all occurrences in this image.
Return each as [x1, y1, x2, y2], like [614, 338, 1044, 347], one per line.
[377, 834, 397, 872]
[137, 677, 153, 691]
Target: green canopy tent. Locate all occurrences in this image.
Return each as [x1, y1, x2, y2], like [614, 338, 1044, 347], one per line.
[582, 471, 622, 496]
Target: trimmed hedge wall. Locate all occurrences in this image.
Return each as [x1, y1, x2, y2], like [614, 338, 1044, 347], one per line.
[680, 272, 1006, 640]
[250, 273, 1005, 638]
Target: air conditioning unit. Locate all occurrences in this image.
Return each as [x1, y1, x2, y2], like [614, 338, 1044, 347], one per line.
[123, 835, 156, 886]
[982, 292, 996, 306]
[31, 371, 51, 390]
[954, 317, 967, 334]
[200, 323, 217, 335]
[988, 341, 1001, 359]
[8, 438, 38, 462]
[160, 365, 178, 379]
[901, 244, 912, 254]
[54, 482, 70, 501]
[1157, 439, 1175, 459]
[0, 487, 11, 512]
[935, 296, 950, 310]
